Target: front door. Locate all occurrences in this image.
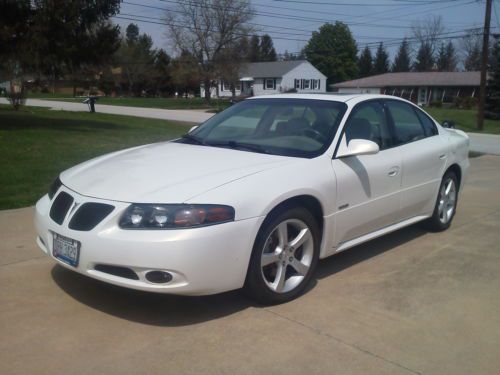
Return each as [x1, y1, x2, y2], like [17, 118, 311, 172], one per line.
[418, 87, 428, 106]
[332, 100, 402, 248]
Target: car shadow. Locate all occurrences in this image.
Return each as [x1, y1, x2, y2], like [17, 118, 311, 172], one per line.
[51, 223, 427, 327]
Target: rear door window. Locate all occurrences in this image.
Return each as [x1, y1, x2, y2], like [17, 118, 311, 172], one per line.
[386, 100, 426, 145]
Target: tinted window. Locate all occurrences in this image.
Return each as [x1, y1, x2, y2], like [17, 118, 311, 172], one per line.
[386, 100, 426, 145]
[345, 101, 392, 150]
[183, 99, 347, 158]
[415, 109, 438, 136]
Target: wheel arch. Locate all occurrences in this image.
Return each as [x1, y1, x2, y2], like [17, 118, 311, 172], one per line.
[264, 194, 325, 243]
[445, 163, 462, 191]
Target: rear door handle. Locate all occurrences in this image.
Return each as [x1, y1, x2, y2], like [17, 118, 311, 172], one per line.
[388, 166, 400, 177]
[439, 154, 447, 160]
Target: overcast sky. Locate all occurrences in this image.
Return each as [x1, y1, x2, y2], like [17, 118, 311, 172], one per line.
[114, 0, 499, 59]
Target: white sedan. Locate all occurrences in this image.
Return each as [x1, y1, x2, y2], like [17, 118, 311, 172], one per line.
[34, 94, 469, 304]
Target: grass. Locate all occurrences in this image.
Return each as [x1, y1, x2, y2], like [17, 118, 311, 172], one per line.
[27, 92, 231, 110]
[424, 107, 500, 134]
[0, 105, 188, 210]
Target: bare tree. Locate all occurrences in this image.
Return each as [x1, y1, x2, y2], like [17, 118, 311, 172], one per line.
[412, 15, 445, 56]
[164, 0, 254, 102]
[460, 28, 483, 71]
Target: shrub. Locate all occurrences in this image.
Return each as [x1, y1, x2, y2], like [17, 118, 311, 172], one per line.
[453, 96, 477, 109]
[429, 100, 442, 108]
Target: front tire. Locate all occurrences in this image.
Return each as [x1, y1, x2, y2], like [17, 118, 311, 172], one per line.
[423, 171, 458, 232]
[244, 206, 320, 305]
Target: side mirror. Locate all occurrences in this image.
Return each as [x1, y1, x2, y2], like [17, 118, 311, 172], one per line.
[188, 125, 199, 133]
[337, 139, 379, 158]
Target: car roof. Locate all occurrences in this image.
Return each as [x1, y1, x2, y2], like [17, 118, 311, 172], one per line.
[247, 93, 406, 105]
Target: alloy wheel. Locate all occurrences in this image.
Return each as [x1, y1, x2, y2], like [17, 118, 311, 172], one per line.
[438, 178, 456, 224]
[260, 219, 314, 293]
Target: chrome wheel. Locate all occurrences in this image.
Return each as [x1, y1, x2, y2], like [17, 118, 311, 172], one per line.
[260, 219, 314, 294]
[438, 177, 456, 224]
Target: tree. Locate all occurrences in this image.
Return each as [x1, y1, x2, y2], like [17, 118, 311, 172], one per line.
[126, 23, 140, 45]
[437, 42, 457, 71]
[259, 34, 277, 62]
[116, 24, 159, 96]
[461, 30, 482, 71]
[392, 39, 411, 72]
[170, 51, 201, 96]
[357, 46, 373, 78]
[165, 0, 254, 102]
[414, 42, 434, 71]
[153, 49, 173, 96]
[373, 42, 389, 75]
[412, 15, 445, 56]
[304, 22, 358, 86]
[29, 0, 121, 96]
[248, 35, 260, 62]
[485, 35, 500, 119]
[0, 0, 121, 102]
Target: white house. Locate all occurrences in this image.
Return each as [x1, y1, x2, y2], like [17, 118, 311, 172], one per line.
[201, 60, 327, 98]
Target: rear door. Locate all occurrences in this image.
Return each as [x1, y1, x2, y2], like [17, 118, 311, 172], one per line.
[332, 100, 403, 246]
[384, 100, 447, 219]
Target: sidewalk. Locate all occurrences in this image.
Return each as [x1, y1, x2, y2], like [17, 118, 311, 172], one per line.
[467, 132, 500, 155]
[0, 98, 213, 123]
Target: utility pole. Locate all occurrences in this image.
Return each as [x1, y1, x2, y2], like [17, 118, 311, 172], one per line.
[477, 0, 492, 131]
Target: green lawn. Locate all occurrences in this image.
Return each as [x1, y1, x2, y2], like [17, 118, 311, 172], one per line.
[0, 105, 188, 210]
[424, 107, 500, 134]
[27, 93, 231, 110]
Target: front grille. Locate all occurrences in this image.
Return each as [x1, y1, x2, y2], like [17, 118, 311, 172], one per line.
[68, 203, 115, 231]
[49, 192, 74, 225]
[94, 264, 139, 280]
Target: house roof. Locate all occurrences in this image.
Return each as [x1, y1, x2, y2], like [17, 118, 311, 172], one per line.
[332, 71, 481, 88]
[239, 60, 308, 78]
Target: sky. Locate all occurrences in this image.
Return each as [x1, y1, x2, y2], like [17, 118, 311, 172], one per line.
[114, 0, 500, 59]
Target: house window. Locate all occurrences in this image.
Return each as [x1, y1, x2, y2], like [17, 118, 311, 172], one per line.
[312, 80, 319, 90]
[265, 78, 276, 90]
[295, 79, 300, 89]
[235, 83, 241, 91]
[303, 79, 310, 89]
[222, 81, 232, 91]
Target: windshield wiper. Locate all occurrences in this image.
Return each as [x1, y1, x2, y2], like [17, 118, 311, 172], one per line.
[207, 140, 269, 154]
[180, 133, 205, 145]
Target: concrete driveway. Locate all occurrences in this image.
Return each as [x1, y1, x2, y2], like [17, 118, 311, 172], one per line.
[1, 155, 499, 375]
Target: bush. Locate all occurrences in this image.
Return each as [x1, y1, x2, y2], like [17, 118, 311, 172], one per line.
[453, 96, 477, 109]
[429, 100, 442, 108]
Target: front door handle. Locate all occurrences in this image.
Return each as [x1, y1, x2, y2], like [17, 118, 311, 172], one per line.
[439, 154, 447, 160]
[388, 166, 400, 177]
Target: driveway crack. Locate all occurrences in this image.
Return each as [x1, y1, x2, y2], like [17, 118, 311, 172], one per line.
[264, 309, 422, 375]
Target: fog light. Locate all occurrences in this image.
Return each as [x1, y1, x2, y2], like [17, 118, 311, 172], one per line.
[145, 271, 173, 284]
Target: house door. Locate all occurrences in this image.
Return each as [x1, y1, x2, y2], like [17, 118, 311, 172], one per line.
[417, 87, 428, 106]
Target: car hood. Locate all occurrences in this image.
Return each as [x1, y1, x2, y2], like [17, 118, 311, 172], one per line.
[60, 141, 292, 203]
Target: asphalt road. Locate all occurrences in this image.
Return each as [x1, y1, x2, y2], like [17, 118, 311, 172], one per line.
[1, 98, 498, 155]
[1, 155, 499, 375]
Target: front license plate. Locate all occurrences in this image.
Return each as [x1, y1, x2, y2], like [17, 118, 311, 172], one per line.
[52, 232, 80, 267]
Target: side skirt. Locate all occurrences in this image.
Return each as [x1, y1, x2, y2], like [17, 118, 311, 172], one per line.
[333, 215, 429, 254]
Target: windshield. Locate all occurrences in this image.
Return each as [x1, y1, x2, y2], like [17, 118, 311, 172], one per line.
[178, 98, 347, 158]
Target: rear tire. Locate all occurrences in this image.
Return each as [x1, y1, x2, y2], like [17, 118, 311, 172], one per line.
[244, 206, 320, 305]
[423, 171, 458, 232]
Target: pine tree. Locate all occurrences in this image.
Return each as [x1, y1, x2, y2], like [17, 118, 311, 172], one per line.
[437, 42, 457, 71]
[486, 36, 500, 119]
[373, 42, 389, 74]
[414, 42, 434, 71]
[392, 39, 411, 72]
[358, 46, 373, 78]
[259, 34, 277, 62]
[248, 35, 260, 62]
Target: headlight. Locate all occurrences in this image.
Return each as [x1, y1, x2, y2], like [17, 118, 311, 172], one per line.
[119, 204, 235, 229]
[48, 176, 62, 199]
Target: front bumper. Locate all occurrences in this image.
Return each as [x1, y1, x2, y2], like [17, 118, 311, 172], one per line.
[34, 187, 264, 295]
